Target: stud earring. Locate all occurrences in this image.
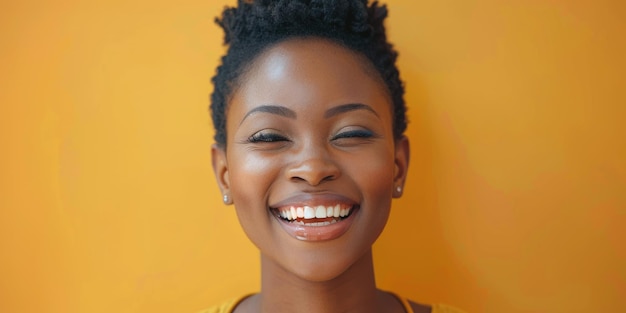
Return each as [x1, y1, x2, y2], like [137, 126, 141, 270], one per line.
[396, 186, 402, 194]
[223, 194, 230, 204]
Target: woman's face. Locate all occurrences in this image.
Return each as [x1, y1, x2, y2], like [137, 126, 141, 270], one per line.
[212, 38, 409, 282]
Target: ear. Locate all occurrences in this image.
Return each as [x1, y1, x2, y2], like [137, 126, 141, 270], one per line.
[211, 144, 232, 204]
[392, 136, 410, 198]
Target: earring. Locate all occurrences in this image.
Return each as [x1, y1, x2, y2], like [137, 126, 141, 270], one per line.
[223, 194, 231, 204]
[396, 186, 402, 194]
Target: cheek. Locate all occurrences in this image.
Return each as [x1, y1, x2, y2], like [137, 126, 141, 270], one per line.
[231, 150, 278, 180]
[341, 151, 395, 249]
[228, 152, 281, 209]
[341, 148, 395, 236]
[350, 149, 395, 192]
[227, 153, 280, 247]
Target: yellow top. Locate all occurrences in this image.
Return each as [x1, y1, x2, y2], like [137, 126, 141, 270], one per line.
[199, 294, 466, 313]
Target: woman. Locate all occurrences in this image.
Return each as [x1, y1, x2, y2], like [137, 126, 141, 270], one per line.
[203, 1, 464, 312]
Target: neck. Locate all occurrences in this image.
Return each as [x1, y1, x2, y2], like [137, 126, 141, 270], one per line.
[251, 249, 389, 313]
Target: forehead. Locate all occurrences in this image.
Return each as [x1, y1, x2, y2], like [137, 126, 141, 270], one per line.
[231, 38, 391, 112]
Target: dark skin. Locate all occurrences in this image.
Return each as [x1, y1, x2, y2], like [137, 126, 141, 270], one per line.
[212, 38, 429, 313]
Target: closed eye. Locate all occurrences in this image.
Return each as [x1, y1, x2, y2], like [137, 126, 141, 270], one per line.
[248, 131, 289, 143]
[332, 129, 375, 140]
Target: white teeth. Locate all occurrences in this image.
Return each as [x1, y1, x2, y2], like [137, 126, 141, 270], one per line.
[304, 206, 315, 219]
[278, 205, 352, 221]
[315, 206, 326, 218]
[340, 208, 347, 217]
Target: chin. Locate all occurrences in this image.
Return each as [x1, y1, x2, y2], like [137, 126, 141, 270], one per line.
[289, 261, 351, 283]
[272, 243, 372, 283]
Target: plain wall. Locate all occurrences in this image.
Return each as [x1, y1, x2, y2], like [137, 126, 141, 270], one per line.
[1, 0, 624, 312]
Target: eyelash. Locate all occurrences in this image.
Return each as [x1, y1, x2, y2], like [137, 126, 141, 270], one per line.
[247, 129, 374, 144]
[247, 132, 288, 143]
[331, 129, 374, 140]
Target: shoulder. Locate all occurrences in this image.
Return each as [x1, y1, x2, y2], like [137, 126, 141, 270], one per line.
[391, 292, 466, 313]
[428, 303, 467, 313]
[196, 300, 234, 313]
[407, 301, 467, 313]
[399, 297, 466, 313]
[196, 295, 249, 313]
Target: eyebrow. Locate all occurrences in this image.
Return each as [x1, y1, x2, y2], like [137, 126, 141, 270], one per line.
[239, 103, 378, 125]
[323, 103, 379, 119]
[240, 105, 297, 125]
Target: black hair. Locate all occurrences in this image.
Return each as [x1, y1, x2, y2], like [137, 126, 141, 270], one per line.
[210, 0, 406, 146]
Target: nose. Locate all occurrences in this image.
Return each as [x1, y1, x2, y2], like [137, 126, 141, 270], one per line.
[286, 142, 341, 186]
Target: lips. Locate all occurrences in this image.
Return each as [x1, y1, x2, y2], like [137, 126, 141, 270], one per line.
[269, 195, 359, 241]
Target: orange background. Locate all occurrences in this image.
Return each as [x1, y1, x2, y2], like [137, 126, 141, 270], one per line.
[1, 0, 624, 312]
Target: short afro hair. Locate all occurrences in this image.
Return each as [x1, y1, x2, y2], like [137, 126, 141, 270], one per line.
[210, 0, 406, 146]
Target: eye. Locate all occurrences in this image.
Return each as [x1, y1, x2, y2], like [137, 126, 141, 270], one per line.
[331, 129, 376, 147]
[247, 130, 289, 143]
[331, 128, 377, 147]
[332, 129, 375, 140]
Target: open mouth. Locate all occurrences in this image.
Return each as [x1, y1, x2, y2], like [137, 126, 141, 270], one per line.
[269, 195, 360, 241]
[272, 204, 357, 227]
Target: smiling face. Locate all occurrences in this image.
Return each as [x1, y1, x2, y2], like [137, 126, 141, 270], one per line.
[212, 38, 409, 282]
